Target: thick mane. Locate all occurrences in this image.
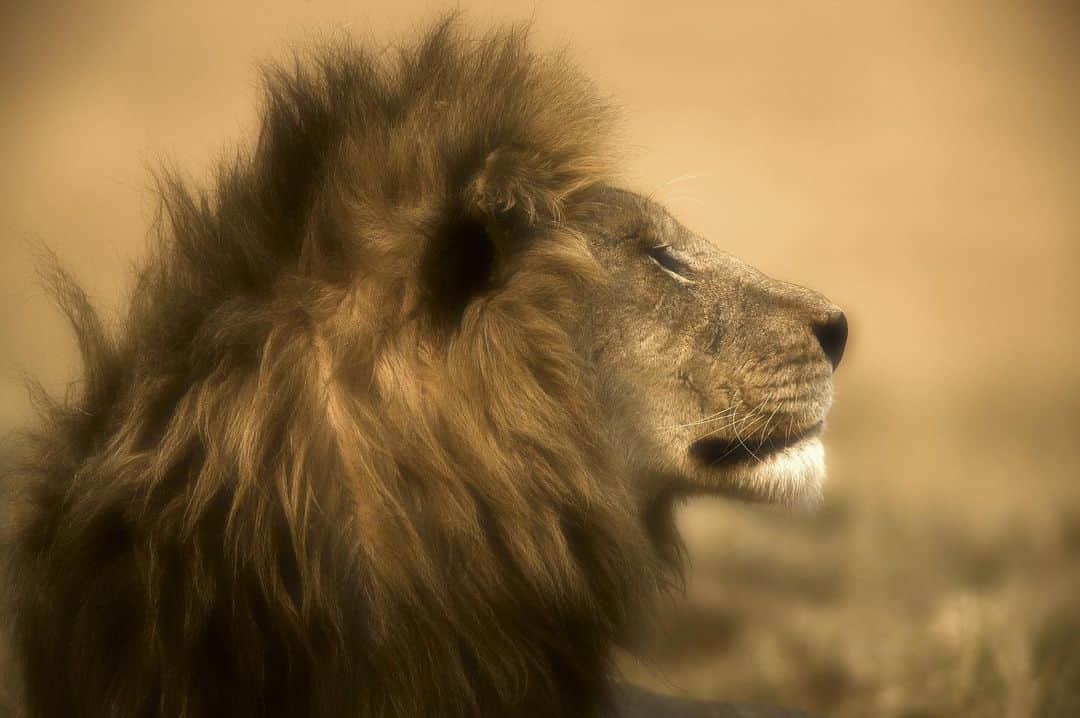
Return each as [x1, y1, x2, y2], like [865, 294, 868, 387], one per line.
[5, 20, 657, 718]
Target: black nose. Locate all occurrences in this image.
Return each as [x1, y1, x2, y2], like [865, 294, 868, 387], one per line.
[812, 311, 848, 370]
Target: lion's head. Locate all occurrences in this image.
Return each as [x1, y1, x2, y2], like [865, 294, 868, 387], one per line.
[4, 19, 845, 718]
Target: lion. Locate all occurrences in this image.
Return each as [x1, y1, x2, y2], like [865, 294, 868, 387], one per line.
[2, 19, 845, 718]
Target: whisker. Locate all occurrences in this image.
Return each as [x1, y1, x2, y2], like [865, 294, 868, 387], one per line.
[660, 405, 737, 430]
[658, 172, 713, 189]
[731, 411, 765, 465]
[691, 397, 768, 443]
[756, 400, 783, 444]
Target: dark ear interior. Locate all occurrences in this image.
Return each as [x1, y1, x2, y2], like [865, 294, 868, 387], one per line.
[420, 216, 497, 328]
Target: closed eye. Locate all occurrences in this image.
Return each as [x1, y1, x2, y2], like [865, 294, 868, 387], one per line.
[646, 244, 693, 281]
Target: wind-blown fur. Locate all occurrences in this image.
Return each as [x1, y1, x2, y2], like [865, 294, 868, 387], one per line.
[4, 20, 660, 717]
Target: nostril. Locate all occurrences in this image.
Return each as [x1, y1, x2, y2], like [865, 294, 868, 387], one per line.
[813, 311, 848, 370]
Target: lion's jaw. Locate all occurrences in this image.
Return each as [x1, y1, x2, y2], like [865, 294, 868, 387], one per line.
[618, 390, 832, 512]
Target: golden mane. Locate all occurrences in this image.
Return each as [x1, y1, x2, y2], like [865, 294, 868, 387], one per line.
[4, 20, 659, 717]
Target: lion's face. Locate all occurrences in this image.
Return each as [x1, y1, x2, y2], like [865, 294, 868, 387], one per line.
[582, 188, 847, 510]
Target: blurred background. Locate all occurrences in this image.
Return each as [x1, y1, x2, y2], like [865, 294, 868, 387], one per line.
[1, 1, 1078, 716]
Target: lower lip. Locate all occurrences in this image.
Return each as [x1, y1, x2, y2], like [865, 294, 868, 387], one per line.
[688, 422, 824, 467]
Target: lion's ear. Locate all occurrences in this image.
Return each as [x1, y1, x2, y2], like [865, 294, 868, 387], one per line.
[463, 145, 570, 227]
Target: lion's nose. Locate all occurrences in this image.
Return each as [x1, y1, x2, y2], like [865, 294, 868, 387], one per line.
[812, 310, 848, 371]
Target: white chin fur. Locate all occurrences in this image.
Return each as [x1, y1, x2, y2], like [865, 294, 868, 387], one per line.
[725, 436, 826, 506]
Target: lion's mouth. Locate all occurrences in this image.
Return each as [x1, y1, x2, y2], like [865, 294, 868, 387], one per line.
[688, 421, 824, 468]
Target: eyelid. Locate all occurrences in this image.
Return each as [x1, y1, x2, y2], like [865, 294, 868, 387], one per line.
[646, 244, 692, 278]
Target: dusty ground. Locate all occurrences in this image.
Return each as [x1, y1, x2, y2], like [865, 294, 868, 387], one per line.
[2, 2, 1078, 716]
